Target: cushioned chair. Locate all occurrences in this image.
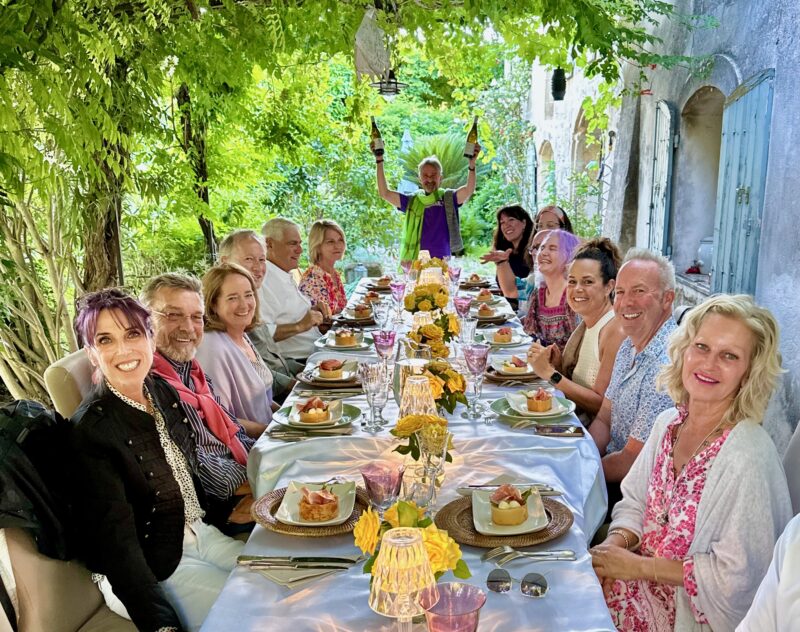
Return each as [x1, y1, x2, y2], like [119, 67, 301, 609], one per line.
[3, 528, 135, 632]
[43, 350, 94, 419]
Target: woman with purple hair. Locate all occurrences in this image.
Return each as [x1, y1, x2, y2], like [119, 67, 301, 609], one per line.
[70, 288, 242, 632]
[521, 229, 581, 352]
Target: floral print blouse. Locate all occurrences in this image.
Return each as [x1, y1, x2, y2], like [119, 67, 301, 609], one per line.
[298, 264, 347, 315]
[605, 408, 731, 630]
[521, 284, 577, 351]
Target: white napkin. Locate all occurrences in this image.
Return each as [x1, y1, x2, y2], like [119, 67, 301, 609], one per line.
[505, 391, 563, 417]
[256, 567, 342, 589]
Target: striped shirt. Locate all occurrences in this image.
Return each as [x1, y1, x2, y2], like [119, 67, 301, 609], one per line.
[158, 353, 254, 501]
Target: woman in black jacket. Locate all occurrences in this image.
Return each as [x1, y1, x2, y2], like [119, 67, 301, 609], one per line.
[70, 289, 243, 632]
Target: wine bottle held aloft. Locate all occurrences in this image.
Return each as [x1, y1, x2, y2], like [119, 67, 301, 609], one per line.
[463, 115, 479, 159]
[370, 116, 384, 157]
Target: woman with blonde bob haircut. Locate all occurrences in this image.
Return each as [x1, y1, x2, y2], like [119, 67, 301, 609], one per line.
[591, 294, 792, 632]
[299, 219, 348, 314]
[196, 263, 273, 433]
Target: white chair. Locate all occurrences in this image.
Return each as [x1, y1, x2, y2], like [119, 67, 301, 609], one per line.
[43, 350, 94, 419]
[784, 422, 800, 515]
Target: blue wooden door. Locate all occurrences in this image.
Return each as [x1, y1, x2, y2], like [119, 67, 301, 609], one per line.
[647, 100, 675, 255]
[712, 69, 775, 294]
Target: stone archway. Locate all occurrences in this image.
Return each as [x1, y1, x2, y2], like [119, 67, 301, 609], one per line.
[669, 85, 725, 273]
[538, 140, 555, 204]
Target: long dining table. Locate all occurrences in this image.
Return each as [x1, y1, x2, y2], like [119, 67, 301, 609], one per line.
[201, 278, 614, 631]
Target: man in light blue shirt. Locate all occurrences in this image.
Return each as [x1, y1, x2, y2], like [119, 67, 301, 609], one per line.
[589, 249, 677, 501]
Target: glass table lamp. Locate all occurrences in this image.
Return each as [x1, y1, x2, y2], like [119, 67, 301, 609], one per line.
[398, 375, 437, 417]
[368, 527, 439, 632]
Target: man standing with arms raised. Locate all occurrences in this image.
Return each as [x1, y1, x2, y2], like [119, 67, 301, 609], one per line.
[588, 249, 677, 515]
[374, 142, 480, 262]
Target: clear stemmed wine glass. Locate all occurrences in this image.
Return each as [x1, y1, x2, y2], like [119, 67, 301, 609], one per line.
[461, 343, 491, 421]
[373, 364, 393, 426]
[460, 316, 478, 345]
[400, 260, 412, 281]
[390, 279, 407, 324]
[358, 360, 386, 432]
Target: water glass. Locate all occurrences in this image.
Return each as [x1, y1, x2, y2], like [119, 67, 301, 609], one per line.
[359, 360, 386, 432]
[361, 462, 405, 515]
[373, 364, 393, 426]
[390, 280, 406, 324]
[459, 317, 478, 345]
[419, 582, 487, 632]
[461, 343, 490, 421]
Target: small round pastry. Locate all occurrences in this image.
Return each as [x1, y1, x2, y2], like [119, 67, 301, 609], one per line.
[475, 288, 493, 303]
[353, 303, 372, 319]
[375, 276, 391, 288]
[493, 327, 513, 343]
[468, 273, 482, 283]
[364, 291, 381, 304]
[298, 397, 330, 423]
[526, 387, 553, 412]
[477, 303, 495, 318]
[502, 355, 529, 374]
[334, 328, 357, 346]
[299, 486, 339, 522]
[318, 359, 344, 379]
[489, 484, 529, 526]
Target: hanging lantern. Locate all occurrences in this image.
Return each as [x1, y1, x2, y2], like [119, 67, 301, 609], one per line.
[551, 68, 566, 101]
[370, 68, 408, 97]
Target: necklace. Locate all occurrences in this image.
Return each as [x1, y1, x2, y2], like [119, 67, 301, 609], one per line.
[656, 414, 726, 526]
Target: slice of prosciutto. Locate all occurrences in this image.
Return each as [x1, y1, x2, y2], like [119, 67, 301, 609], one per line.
[509, 355, 527, 367]
[319, 359, 344, 371]
[300, 397, 327, 413]
[490, 483, 524, 505]
[301, 487, 337, 505]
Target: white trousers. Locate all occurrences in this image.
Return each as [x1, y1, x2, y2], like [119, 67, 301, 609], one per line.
[97, 520, 243, 631]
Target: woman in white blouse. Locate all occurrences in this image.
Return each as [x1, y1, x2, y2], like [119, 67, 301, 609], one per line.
[527, 238, 626, 416]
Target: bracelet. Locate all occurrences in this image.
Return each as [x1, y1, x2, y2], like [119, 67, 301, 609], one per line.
[608, 529, 632, 550]
[468, 166, 475, 171]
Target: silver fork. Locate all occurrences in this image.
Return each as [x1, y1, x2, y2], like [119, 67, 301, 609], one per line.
[494, 550, 576, 567]
[481, 545, 574, 563]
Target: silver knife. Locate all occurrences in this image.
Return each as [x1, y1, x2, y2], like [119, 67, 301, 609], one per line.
[242, 561, 355, 570]
[238, 555, 359, 565]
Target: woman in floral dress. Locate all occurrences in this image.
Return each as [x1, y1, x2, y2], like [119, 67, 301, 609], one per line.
[590, 294, 792, 631]
[299, 219, 347, 315]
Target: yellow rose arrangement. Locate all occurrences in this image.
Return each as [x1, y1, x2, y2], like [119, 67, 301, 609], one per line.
[354, 500, 471, 580]
[403, 283, 449, 313]
[422, 360, 467, 414]
[391, 413, 451, 462]
[407, 312, 460, 358]
[412, 257, 450, 274]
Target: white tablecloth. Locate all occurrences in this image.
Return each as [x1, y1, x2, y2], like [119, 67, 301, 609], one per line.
[201, 280, 613, 631]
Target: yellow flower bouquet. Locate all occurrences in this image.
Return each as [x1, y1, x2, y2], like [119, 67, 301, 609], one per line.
[422, 360, 467, 414]
[403, 283, 449, 313]
[391, 413, 452, 462]
[353, 500, 471, 580]
[412, 257, 450, 274]
[407, 313, 460, 358]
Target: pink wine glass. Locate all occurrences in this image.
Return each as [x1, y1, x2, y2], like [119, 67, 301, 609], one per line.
[454, 295, 473, 318]
[390, 280, 406, 324]
[373, 330, 396, 363]
[461, 343, 490, 421]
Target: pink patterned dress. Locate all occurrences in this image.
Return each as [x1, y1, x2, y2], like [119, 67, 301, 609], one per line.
[521, 285, 576, 351]
[298, 265, 347, 314]
[605, 408, 731, 630]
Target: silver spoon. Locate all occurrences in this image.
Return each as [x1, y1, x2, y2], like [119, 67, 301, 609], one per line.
[486, 568, 548, 598]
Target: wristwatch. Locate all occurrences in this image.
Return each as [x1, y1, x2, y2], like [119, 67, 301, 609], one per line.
[549, 371, 563, 386]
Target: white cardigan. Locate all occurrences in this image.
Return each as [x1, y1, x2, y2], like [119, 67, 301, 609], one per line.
[611, 408, 793, 632]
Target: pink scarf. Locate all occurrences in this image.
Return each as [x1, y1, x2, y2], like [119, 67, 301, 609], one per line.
[151, 352, 249, 466]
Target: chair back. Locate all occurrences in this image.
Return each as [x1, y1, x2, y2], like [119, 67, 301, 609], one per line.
[43, 350, 94, 418]
[784, 423, 800, 515]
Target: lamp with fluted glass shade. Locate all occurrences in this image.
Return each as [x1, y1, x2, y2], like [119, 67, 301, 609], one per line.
[368, 527, 439, 631]
[398, 375, 437, 418]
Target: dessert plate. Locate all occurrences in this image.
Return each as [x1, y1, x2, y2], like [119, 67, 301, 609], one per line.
[311, 367, 357, 382]
[471, 489, 549, 536]
[276, 480, 357, 527]
[504, 392, 571, 418]
[490, 397, 576, 422]
[342, 307, 373, 321]
[479, 330, 531, 348]
[314, 335, 373, 351]
[490, 357, 536, 376]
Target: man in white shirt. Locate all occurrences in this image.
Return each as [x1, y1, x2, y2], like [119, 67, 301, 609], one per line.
[259, 218, 328, 360]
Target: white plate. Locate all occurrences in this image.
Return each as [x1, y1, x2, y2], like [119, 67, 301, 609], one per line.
[491, 357, 536, 376]
[472, 489, 549, 536]
[314, 335, 372, 351]
[480, 330, 531, 347]
[311, 367, 357, 382]
[287, 400, 344, 427]
[276, 481, 357, 527]
[343, 307, 373, 320]
[505, 391, 573, 418]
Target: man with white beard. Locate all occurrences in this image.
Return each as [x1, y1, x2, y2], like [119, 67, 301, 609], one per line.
[141, 273, 255, 532]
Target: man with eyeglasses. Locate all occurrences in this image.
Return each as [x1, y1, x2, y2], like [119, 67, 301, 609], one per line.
[141, 273, 255, 534]
[259, 218, 328, 361]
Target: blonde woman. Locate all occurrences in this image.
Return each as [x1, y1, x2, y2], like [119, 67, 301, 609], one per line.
[298, 219, 347, 314]
[591, 294, 792, 631]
